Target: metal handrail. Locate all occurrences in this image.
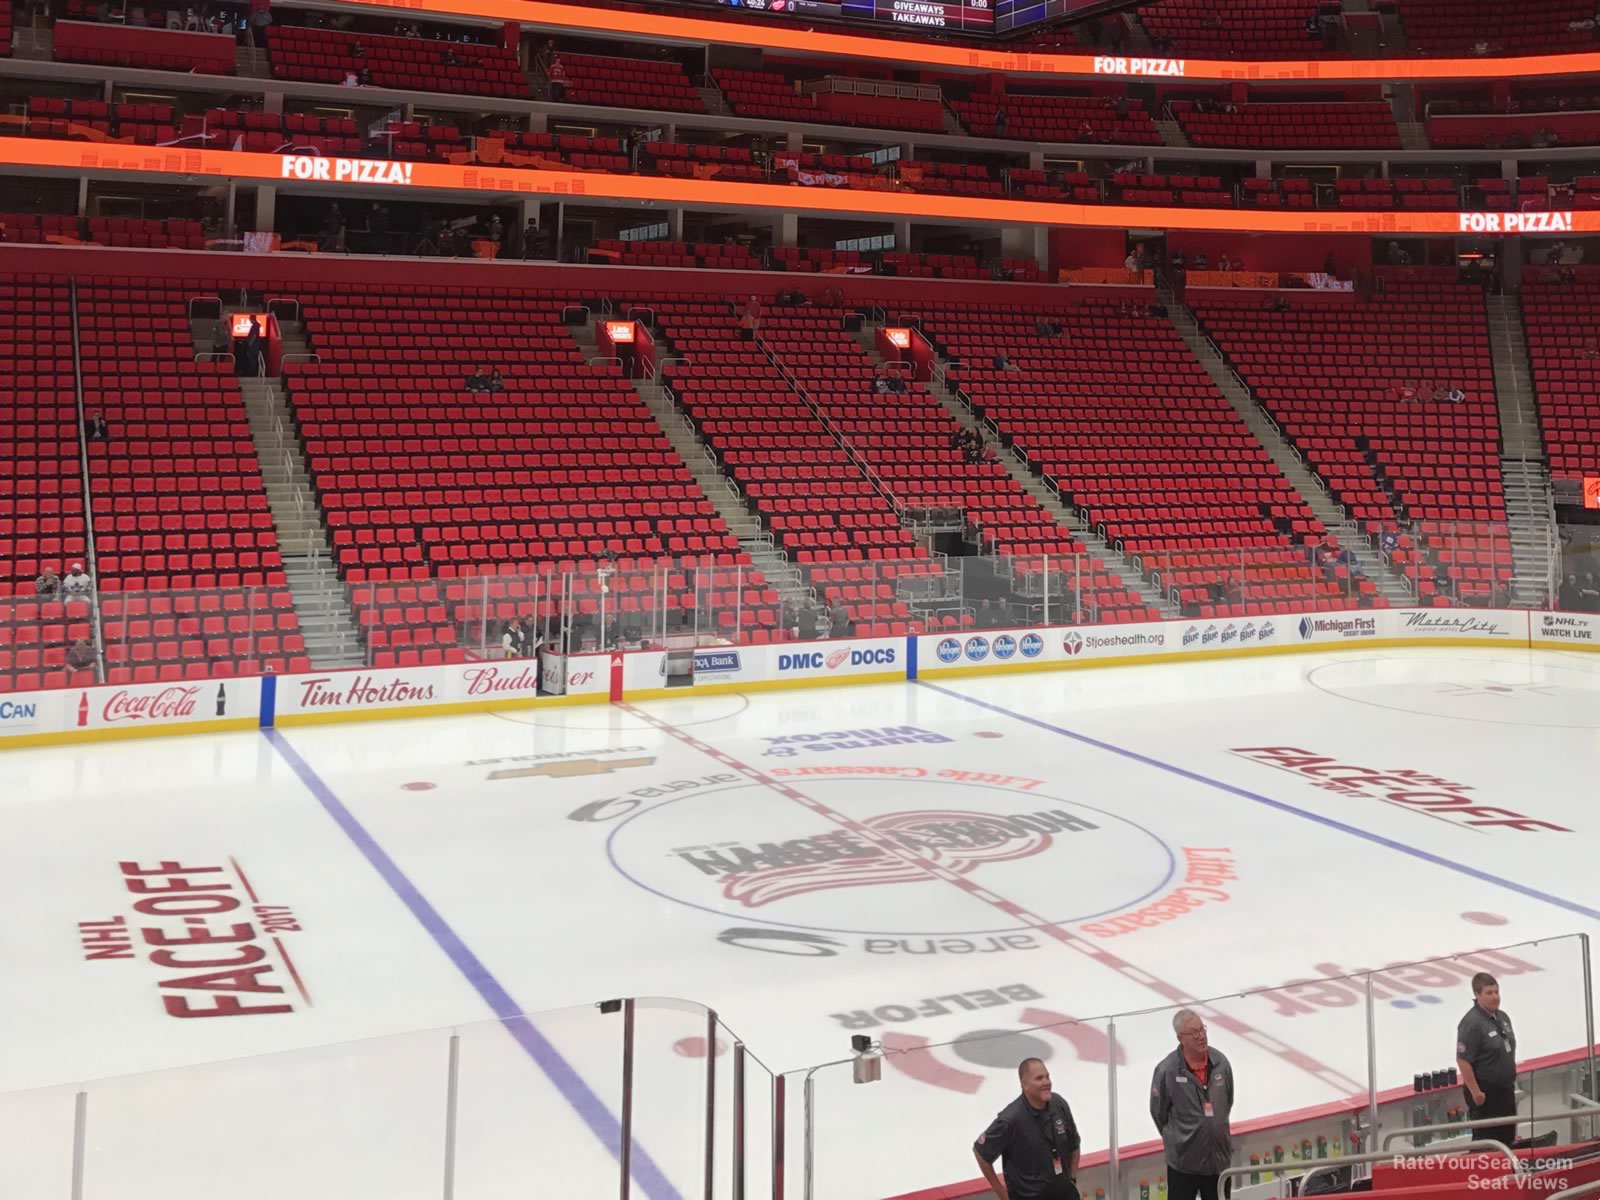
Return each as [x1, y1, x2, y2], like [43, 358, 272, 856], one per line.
[281, 353, 321, 365]
[265, 297, 300, 322]
[1384, 1094, 1600, 1149]
[560, 304, 591, 325]
[587, 356, 624, 371]
[194, 352, 234, 366]
[1220, 1140, 1523, 1192]
[186, 295, 222, 320]
[651, 356, 687, 382]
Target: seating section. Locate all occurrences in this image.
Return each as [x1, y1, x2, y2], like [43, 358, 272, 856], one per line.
[882, 252, 985, 279]
[52, 17, 234, 75]
[0, 214, 80, 245]
[78, 281, 302, 680]
[951, 93, 1162, 145]
[652, 300, 936, 635]
[760, 311, 1154, 623]
[1110, 171, 1232, 207]
[0, 279, 92, 694]
[898, 160, 1003, 197]
[902, 301, 1347, 617]
[24, 97, 176, 144]
[495, 131, 628, 172]
[0, 0, 11, 57]
[1241, 177, 1316, 209]
[770, 247, 870, 274]
[197, 108, 363, 155]
[375, 119, 467, 162]
[1009, 168, 1101, 203]
[1172, 101, 1401, 149]
[1195, 285, 1509, 604]
[290, 287, 748, 659]
[1138, 0, 1334, 56]
[1398, 0, 1596, 53]
[557, 53, 704, 113]
[85, 217, 204, 250]
[1522, 281, 1600, 484]
[642, 142, 764, 182]
[594, 241, 761, 270]
[1428, 110, 1600, 150]
[270, 26, 527, 98]
[1332, 176, 1460, 210]
[713, 69, 942, 132]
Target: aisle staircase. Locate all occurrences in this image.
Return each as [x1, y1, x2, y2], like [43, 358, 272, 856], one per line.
[1486, 295, 1560, 606]
[570, 316, 811, 610]
[854, 321, 1179, 618]
[1162, 290, 1416, 606]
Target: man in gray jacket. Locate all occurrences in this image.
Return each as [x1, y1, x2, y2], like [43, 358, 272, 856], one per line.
[1150, 1009, 1234, 1200]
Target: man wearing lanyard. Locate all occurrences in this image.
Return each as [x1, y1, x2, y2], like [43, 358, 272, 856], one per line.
[1455, 972, 1519, 1148]
[1151, 1009, 1234, 1200]
[974, 1057, 1081, 1199]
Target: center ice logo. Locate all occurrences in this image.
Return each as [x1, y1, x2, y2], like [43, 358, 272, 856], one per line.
[681, 807, 1085, 907]
[607, 774, 1177, 937]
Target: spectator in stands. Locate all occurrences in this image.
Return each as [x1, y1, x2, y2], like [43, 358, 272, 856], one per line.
[522, 219, 540, 259]
[1443, 386, 1466, 404]
[500, 619, 520, 658]
[1192, 251, 1208, 271]
[84, 411, 108, 441]
[547, 54, 568, 102]
[780, 600, 797, 636]
[488, 214, 504, 243]
[739, 295, 760, 340]
[1215, 253, 1231, 273]
[1304, 13, 1319, 37]
[796, 602, 819, 639]
[242, 317, 263, 376]
[63, 562, 93, 601]
[1125, 249, 1142, 280]
[981, 441, 999, 463]
[247, 0, 271, 47]
[1582, 574, 1600, 612]
[830, 604, 852, 639]
[465, 365, 491, 391]
[994, 107, 1007, 138]
[66, 638, 96, 671]
[35, 567, 60, 597]
[1380, 530, 1399, 555]
[487, 367, 506, 393]
[1559, 573, 1582, 610]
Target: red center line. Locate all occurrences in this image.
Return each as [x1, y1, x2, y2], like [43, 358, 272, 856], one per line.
[229, 854, 262, 904]
[621, 703, 1366, 1098]
[273, 936, 314, 1006]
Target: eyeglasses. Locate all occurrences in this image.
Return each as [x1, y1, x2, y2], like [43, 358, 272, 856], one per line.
[1179, 1027, 1208, 1038]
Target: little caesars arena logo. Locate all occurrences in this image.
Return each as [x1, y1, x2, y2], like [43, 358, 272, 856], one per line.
[604, 772, 1173, 937]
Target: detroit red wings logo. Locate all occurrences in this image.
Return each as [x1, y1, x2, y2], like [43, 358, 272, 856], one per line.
[691, 808, 1089, 908]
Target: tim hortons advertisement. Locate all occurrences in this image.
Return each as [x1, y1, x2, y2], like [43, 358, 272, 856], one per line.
[1531, 611, 1600, 648]
[275, 659, 605, 719]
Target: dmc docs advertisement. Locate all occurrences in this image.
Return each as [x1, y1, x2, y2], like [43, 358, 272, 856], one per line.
[0, 677, 263, 744]
[1531, 610, 1600, 649]
[687, 637, 903, 686]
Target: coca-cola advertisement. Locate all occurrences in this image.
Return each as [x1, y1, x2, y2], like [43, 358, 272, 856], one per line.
[73, 678, 261, 734]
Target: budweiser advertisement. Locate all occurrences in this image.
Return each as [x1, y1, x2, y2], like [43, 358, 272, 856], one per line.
[273, 659, 608, 722]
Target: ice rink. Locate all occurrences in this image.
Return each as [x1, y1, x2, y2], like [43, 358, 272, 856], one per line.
[3, 646, 1599, 1199]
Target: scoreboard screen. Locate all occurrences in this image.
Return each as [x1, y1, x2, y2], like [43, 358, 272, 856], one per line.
[711, 0, 1113, 35]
